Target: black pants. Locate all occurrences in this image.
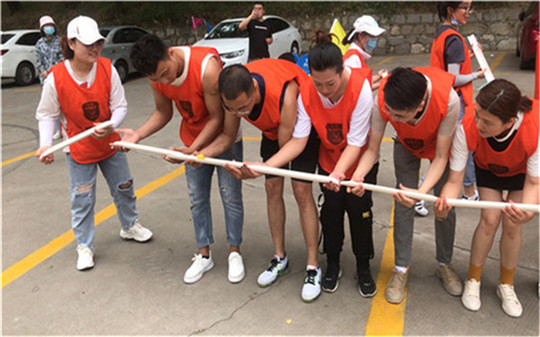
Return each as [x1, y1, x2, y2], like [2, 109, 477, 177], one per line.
[319, 163, 379, 267]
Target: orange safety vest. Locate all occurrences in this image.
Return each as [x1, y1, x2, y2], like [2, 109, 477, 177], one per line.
[378, 67, 455, 160]
[52, 57, 119, 164]
[301, 67, 372, 179]
[245, 59, 309, 140]
[343, 48, 369, 69]
[430, 28, 473, 108]
[463, 100, 539, 177]
[153, 46, 222, 147]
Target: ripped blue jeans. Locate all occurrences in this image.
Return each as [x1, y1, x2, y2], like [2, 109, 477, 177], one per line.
[66, 152, 138, 250]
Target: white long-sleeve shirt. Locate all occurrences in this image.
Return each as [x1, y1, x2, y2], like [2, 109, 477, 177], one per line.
[36, 59, 127, 147]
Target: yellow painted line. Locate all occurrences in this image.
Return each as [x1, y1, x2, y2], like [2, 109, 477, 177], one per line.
[1, 166, 185, 288]
[489, 51, 507, 71]
[242, 136, 262, 141]
[372, 56, 395, 68]
[14, 87, 39, 93]
[365, 203, 406, 336]
[2, 151, 36, 167]
[382, 137, 393, 142]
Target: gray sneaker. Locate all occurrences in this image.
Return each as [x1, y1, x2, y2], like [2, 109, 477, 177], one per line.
[436, 264, 463, 296]
[385, 269, 408, 304]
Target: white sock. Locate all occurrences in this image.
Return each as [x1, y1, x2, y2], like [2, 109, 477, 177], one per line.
[307, 264, 318, 271]
[395, 265, 408, 274]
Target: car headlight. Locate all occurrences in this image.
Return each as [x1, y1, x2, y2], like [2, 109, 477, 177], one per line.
[220, 50, 245, 59]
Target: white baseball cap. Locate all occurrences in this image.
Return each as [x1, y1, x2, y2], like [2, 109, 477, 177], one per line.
[39, 15, 55, 29]
[67, 16, 107, 45]
[348, 15, 386, 41]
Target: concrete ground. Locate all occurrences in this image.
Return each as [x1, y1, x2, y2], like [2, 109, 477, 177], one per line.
[1, 52, 538, 336]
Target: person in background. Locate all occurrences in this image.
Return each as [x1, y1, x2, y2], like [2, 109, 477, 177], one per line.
[342, 15, 387, 90]
[239, 2, 273, 62]
[435, 79, 539, 318]
[431, 0, 486, 201]
[350, 67, 462, 304]
[121, 34, 245, 285]
[35, 15, 64, 140]
[36, 16, 153, 271]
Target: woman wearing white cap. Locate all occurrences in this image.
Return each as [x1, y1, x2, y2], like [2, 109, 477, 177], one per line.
[342, 15, 387, 90]
[35, 15, 63, 139]
[35, 16, 153, 271]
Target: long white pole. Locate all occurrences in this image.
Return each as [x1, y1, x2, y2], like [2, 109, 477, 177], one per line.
[113, 141, 540, 213]
[40, 121, 115, 159]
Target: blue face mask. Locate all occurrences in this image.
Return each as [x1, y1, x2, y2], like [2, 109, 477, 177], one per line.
[451, 17, 460, 27]
[366, 38, 378, 51]
[43, 26, 55, 36]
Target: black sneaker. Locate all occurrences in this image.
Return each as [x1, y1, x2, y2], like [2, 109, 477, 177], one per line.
[322, 263, 342, 293]
[357, 269, 377, 297]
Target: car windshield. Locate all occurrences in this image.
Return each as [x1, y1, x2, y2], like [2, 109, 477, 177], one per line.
[1, 33, 15, 44]
[206, 21, 248, 39]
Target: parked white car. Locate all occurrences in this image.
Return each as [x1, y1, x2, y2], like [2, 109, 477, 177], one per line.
[99, 26, 149, 83]
[193, 15, 302, 67]
[1, 29, 41, 86]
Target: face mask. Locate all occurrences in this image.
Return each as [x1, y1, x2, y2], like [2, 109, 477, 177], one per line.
[43, 26, 55, 35]
[451, 13, 460, 27]
[366, 38, 378, 51]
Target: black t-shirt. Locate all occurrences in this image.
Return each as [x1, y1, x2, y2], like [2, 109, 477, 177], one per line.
[247, 20, 272, 60]
[435, 26, 465, 70]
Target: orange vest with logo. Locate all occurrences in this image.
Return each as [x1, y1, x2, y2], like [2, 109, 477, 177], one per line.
[153, 46, 221, 147]
[301, 67, 371, 178]
[430, 28, 473, 107]
[52, 57, 119, 164]
[343, 48, 369, 69]
[379, 67, 455, 160]
[463, 100, 539, 177]
[245, 59, 309, 140]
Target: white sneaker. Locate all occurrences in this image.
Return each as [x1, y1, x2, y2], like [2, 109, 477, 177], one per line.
[76, 244, 94, 271]
[301, 267, 322, 302]
[497, 284, 523, 318]
[414, 200, 429, 216]
[461, 190, 479, 201]
[257, 254, 289, 287]
[461, 278, 481, 311]
[53, 131, 61, 140]
[120, 219, 153, 242]
[184, 253, 214, 284]
[228, 252, 245, 283]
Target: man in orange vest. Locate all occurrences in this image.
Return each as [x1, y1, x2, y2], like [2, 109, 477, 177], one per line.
[116, 34, 245, 285]
[199, 59, 322, 302]
[350, 67, 462, 304]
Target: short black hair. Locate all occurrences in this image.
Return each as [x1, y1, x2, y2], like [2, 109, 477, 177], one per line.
[219, 64, 255, 100]
[437, 1, 461, 21]
[254, 2, 265, 9]
[383, 67, 427, 111]
[278, 52, 296, 63]
[130, 34, 169, 76]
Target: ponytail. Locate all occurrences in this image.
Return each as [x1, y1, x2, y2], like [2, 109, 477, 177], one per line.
[308, 30, 343, 73]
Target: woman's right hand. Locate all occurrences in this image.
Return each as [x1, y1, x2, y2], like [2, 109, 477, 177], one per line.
[36, 146, 54, 164]
[434, 196, 452, 220]
[113, 128, 141, 152]
[477, 67, 486, 79]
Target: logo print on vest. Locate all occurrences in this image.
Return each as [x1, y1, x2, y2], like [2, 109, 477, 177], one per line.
[82, 101, 100, 121]
[403, 138, 424, 150]
[487, 163, 509, 175]
[326, 124, 343, 145]
[179, 100, 194, 118]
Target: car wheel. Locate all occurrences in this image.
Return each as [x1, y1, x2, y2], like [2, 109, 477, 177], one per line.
[15, 62, 35, 86]
[290, 41, 299, 55]
[115, 60, 129, 83]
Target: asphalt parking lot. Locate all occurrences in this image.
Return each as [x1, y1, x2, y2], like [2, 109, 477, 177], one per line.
[1, 51, 538, 336]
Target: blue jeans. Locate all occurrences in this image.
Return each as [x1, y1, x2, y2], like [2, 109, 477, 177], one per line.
[458, 95, 476, 187]
[66, 152, 138, 250]
[185, 141, 244, 248]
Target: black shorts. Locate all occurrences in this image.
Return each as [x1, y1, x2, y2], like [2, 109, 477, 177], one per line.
[260, 130, 320, 182]
[475, 164, 525, 191]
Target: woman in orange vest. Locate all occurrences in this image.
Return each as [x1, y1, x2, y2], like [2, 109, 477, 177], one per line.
[435, 79, 539, 318]
[35, 16, 153, 271]
[350, 67, 462, 305]
[342, 15, 387, 90]
[235, 31, 378, 300]
[431, 1, 486, 201]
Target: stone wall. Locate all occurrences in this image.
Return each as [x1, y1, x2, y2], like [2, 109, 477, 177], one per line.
[151, 6, 526, 55]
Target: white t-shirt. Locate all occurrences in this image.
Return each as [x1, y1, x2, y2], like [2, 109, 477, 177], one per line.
[36, 59, 127, 147]
[450, 112, 540, 177]
[343, 42, 371, 69]
[292, 69, 372, 148]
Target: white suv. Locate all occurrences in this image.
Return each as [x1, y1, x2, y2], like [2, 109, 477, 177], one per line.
[1, 30, 41, 86]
